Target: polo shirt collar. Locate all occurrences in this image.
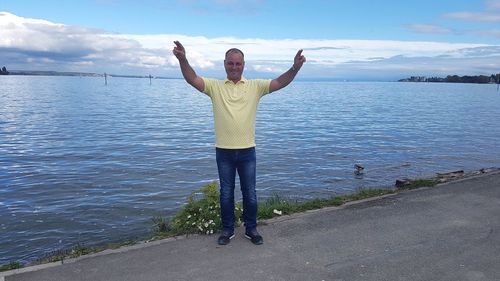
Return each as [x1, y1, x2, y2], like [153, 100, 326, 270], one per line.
[224, 77, 247, 84]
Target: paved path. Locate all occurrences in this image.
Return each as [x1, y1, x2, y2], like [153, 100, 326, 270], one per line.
[2, 172, 500, 281]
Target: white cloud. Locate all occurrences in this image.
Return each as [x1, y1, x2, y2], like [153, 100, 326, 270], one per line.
[486, 0, 500, 10]
[472, 28, 500, 38]
[178, 0, 263, 15]
[406, 24, 455, 35]
[444, 0, 500, 22]
[445, 11, 500, 22]
[0, 11, 498, 80]
[407, 0, 500, 42]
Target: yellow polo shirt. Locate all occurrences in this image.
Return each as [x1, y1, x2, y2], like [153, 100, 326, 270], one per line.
[202, 77, 271, 149]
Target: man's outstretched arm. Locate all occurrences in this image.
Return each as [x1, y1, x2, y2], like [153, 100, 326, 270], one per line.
[173, 41, 205, 92]
[269, 49, 306, 93]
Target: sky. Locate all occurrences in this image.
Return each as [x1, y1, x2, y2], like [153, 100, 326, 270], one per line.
[1, 0, 499, 81]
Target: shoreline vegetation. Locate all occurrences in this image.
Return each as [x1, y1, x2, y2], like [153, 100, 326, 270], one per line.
[399, 73, 500, 84]
[0, 66, 8, 75]
[2, 167, 499, 272]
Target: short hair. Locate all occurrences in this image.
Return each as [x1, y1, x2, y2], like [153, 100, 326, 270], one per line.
[225, 48, 244, 59]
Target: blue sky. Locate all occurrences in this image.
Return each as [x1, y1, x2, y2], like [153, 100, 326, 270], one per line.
[1, 0, 499, 80]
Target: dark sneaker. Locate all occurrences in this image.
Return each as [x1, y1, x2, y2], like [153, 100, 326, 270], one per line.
[245, 229, 263, 245]
[217, 232, 235, 245]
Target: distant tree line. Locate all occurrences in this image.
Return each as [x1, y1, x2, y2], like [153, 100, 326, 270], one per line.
[0, 66, 8, 75]
[400, 73, 500, 84]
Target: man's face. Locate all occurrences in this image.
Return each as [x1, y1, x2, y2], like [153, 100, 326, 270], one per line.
[224, 52, 244, 82]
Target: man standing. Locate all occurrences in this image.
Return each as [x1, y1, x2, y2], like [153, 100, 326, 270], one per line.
[173, 41, 305, 245]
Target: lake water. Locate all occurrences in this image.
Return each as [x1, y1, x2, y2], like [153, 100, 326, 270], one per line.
[1, 76, 500, 264]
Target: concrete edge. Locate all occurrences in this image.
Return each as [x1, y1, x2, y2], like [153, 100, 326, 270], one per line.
[0, 262, 62, 279]
[0, 235, 191, 279]
[435, 168, 500, 186]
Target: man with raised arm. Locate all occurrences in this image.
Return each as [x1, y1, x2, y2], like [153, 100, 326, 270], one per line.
[173, 41, 306, 245]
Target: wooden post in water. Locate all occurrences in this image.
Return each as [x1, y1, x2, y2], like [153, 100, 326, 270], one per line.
[149, 74, 152, 85]
[104, 72, 107, 85]
[497, 73, 499, 92]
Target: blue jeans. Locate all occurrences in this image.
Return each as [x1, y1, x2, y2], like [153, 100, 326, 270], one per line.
[216, 147, 257, 234]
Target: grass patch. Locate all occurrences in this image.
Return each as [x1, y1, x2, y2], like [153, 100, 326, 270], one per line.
[153, 181, 242, 237]
[31, 243, 103, 265]
[258, 188, 395, 220]
[0, 262, 22, 272]
[397, 179, 438, 190]
[343, 188, 395, 201]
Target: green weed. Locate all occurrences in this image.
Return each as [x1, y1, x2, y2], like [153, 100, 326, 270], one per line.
[0, 261, 22, 272]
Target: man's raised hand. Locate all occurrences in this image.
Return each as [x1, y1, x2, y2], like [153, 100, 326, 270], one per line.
[173, 41, 186, 60]
[293, 49, 306, 70]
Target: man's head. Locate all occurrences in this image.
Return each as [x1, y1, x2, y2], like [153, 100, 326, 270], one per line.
[224, 48, 245, 83]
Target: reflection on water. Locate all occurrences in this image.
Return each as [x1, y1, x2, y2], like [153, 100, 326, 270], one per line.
[1, 76, 500, 263]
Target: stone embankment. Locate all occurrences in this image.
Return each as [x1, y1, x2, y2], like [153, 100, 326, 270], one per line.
[395, 167, 500, 188]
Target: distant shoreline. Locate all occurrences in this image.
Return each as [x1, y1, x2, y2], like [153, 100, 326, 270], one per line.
[3, 70, 500, 84]
[4, 70, 179, 80]
[399, 73, 500, 84]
